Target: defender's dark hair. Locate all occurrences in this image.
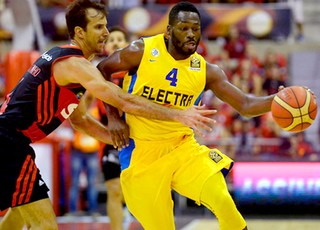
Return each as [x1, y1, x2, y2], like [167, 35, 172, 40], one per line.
[66, 0, 107, 39]
[168, 1, 201, 25]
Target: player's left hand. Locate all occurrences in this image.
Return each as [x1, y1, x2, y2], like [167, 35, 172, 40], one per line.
[177, 105, 217, 137]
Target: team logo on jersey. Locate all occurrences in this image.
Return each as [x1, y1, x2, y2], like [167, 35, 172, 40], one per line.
[61, 103, 78, 119]
[190, 56, 200, 70]
[28, 65, 41, 77]
[151, 48, 159, 57]
[209, 149, 222, 163]
[41, 52, 52, 61]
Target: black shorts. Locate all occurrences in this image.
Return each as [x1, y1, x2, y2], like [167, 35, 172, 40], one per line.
[101, 145, 121, 181]
[0, 128, 49, 211]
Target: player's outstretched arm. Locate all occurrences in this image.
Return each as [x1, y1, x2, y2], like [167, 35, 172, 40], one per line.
[69, 92, 113, 145]
[206, 62, 275, 118]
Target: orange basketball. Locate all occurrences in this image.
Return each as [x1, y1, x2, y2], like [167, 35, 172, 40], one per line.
[271, 86, 318, 132]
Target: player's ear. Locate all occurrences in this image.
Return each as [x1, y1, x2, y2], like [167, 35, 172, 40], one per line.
[165, 25, 171, 39]
[75, 26, 85, 39]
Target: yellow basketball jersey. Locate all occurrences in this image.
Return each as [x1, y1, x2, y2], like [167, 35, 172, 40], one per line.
[122, 34, 206, 140]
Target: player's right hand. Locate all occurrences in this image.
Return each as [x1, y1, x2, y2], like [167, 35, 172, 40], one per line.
[107, 115, 130, 150]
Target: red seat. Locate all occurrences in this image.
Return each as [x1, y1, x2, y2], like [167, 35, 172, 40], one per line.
[4, 50, 40, 95]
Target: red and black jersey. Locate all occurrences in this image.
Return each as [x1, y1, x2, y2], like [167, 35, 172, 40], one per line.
[0, 45, 86, 143]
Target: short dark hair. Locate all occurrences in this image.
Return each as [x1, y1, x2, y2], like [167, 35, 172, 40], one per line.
[168, 1, 201, 26]
[66, 0, 107, 39]
[108, 26, 129, 41]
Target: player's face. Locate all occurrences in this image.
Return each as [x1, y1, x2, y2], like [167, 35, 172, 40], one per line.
[170, 11, 201, 56]
[84, 8, 109, 55]
[105, 31, 128, 55]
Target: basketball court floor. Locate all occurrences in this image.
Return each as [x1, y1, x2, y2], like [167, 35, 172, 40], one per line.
[56, 215, 320, 230]
[1, 210, 319, 229]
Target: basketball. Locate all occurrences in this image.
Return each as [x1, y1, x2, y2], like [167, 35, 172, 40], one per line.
[271, 86, 318, 132]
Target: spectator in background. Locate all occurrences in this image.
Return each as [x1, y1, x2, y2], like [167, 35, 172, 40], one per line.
[223, 25, 248, 61]
[253, 112, 282, 157]
[209, 49, 234, 80]
[244, 43, 262, 74]
[288, 132, 316, 160]
[262, 48, 287, 79]
[262, 48, 287, 95]
[230, 115, 256, 158]
[262, 63, 286, 95]
[287, 0, 304, 41]
[68, 94, 100, 216]
[219, 25, 248, 76]
[232, 58, 263, 96]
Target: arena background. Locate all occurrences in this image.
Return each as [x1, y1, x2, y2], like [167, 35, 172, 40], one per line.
[0, 1, 320, 229]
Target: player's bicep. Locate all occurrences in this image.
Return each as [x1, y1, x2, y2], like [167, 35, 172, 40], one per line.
[97, 39, 143, 76]
[55, 57, 106, 88]
[206, 63, 247, 108]
[53, 57, 99, 85]
[53, 56, 121, 105]
[205, 63, 229, 95]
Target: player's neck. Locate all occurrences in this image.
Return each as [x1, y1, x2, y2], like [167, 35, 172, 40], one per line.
[70, 39, 95, 60]
[167, 43, 190, 61]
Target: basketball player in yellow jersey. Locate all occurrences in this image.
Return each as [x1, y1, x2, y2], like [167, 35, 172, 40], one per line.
[97, 2, 283, 230]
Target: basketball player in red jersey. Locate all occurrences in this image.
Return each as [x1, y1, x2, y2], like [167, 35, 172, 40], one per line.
[0, 1, 216, 229]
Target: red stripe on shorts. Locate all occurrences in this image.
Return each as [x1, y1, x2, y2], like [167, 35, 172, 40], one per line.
[11, 155, 38, 206]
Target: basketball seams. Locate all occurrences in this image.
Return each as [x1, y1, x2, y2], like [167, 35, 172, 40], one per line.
[289, 86, 306, 109]
[271, 86, 317, 132]
[298, 89, 310, 116]
[273, 96, 300, 117]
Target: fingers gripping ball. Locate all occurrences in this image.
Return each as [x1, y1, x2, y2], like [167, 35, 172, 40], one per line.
[271, 86, 318, 132]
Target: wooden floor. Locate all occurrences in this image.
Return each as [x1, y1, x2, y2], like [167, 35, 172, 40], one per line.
[55, 215, 320, 230]
[179, 218, 320, 230]
[57, 215, 143, 230]
[2, 215, 319, 229]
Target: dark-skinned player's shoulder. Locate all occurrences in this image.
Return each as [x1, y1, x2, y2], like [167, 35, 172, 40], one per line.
[206, 62, 225, 77]
[128, 38, 144, 51]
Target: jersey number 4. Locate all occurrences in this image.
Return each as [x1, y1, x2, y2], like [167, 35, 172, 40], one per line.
[165, 68, 178, 87]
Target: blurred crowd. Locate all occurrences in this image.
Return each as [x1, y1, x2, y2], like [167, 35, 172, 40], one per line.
[0, 21, 316, 164]
[35, 0, 283, 7]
